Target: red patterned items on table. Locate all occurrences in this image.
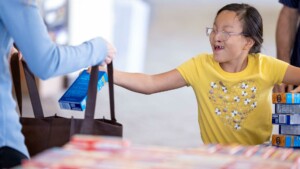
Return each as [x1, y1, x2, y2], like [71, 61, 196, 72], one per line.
[65, 135, 130, 151]
[22, 135, 300, 169]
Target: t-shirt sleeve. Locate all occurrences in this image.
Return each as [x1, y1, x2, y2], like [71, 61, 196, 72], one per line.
[264, 56, 289, 85]
[176, 55, 201, 87]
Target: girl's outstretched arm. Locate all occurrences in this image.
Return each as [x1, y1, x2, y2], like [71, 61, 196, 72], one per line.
[114, 69, 187, 95]
[282, 65, 300, 92]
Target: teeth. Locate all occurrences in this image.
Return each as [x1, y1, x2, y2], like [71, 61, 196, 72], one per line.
[215, 45, 224, 49]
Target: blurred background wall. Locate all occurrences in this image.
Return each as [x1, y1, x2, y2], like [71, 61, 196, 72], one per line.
[23, 0, 282, 148]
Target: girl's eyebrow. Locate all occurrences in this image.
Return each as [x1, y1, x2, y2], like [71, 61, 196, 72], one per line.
[213, 23, 234, 29]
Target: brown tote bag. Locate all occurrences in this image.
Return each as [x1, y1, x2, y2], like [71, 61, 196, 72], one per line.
[10, 53, 122, 157]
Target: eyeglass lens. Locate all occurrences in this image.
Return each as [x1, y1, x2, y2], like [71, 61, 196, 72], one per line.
[207, 29, 230, 40]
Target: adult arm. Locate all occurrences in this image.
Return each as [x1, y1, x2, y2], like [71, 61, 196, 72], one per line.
[0, 0, 111, 80]
[114, 69, 187, 95]
[282, 65, 300, 86]
[276, 6, 299, 62]
[274, 5, 299, 92]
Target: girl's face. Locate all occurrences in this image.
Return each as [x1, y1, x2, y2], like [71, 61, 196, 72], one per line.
[209, 10, 253, 69]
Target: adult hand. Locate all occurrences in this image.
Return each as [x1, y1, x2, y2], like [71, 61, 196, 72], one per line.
[87, 40, 116, 73]
[101, 41, 116, 66]
[10, 46, 22, 60]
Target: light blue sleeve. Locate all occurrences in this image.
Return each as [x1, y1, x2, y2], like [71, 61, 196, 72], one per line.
[0, 0, 108, 80]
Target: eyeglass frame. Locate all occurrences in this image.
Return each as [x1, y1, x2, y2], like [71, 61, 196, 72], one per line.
[206, 27, 247, 41]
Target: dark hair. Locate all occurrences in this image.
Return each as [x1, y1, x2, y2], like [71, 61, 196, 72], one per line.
[216, 3, 263, 54]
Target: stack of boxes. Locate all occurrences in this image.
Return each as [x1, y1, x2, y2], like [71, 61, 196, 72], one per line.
[272, 93, 300, 148]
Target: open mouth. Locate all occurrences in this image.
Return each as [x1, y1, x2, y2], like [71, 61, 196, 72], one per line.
[214, 45, 224, 50]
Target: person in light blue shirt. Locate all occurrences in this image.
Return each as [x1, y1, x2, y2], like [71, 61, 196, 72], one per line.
[0, 0, 116, 167]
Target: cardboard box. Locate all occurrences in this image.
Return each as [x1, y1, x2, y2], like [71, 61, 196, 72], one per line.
[280, 125, 300, 135]
[272, 114, 300, 125]
[58, 70, 107, 111]
[273, 93, 300, 104]
[272, 134, 300, 148]
[275, 104, 300, 114]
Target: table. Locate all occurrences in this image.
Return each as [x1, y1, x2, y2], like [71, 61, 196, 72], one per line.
[21, 135, 300, 169]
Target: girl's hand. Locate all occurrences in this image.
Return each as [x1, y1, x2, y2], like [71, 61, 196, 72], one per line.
[273, 83, 300, 93]
[290, 85, 300, 93]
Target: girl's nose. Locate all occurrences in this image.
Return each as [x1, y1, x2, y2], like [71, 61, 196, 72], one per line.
[213, 31, 223, 42]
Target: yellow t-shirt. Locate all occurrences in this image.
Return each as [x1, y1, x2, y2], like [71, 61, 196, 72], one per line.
[177, 53, 289, 145]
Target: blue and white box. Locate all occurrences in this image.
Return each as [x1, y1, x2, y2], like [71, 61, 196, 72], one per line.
[58, 70, 108, 111]
[286, 93, 300, 104]
[272, 114, 300, 125]
[272, 134, 300, 147]
[279, 125, 300, 135]
[275, 104, 300, 114]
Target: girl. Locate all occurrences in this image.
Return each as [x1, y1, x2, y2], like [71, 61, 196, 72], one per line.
[113, 3, 300, 145]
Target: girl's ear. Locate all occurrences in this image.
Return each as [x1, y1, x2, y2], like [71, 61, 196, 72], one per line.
[243, 37, 255, 51]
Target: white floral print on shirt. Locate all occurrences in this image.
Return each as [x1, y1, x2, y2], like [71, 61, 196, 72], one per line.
[208, 80, 258, 130]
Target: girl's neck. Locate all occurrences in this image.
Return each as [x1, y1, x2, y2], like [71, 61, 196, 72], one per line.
[219, 56, 248, 73]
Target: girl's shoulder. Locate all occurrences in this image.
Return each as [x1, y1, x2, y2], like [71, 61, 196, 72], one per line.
[193, 53, 214, 62]
[250, 53, 289, 69]
[194, 53, 213, 58]
[249, 53, 277, 62]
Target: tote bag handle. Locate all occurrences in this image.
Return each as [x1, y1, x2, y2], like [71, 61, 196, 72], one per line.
[10, 53, 44, 118]
[80, 63, 117, 133]
[84, 63, 116, 121]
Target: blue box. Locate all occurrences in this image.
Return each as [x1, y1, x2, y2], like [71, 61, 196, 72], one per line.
[294, 136, 300, 147]
[275, 104, 300, 114]
[273, 93, 300, 104]
[272, 134, 300, 148]
[58, 70, 108, 111]
[286, 93, 300, 104]
[272, 114, 300, 125]
[279, 125, 300, 135]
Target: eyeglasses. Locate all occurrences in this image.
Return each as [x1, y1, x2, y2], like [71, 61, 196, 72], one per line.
[206, 27, 246, 41]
